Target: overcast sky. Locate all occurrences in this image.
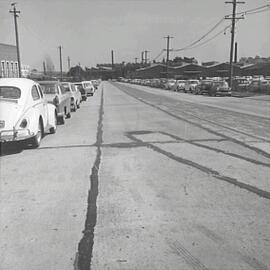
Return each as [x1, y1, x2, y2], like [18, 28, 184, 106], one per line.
[0, 0, 269, 71]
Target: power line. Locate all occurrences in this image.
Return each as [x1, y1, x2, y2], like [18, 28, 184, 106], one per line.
[236, 4, 270, 15]
[152, 50, 164, 62]
[171, 3, 269, 53]
[173, 18, 225, 52]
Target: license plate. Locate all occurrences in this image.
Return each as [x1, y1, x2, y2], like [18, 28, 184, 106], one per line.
[0, 120, 5, 128]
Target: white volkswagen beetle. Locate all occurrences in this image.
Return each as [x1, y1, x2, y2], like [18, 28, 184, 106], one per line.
[0, 78, 57, 148]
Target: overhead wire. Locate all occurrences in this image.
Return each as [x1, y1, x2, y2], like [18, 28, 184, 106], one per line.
[173, 18, 225, 52]
[171, 3, 270, 53]
[152, 49, 164, 62]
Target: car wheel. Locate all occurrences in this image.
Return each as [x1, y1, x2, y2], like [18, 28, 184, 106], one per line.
[31, 120, 43, 148]
[49, 112, 57, 134]
[58, 115, 65, 125]
[73, 103, 77, 112]
[66, 110, 71, 118]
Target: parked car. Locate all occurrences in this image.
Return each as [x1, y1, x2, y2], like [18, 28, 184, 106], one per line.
[0, 78, 57, 148]
[164, 79, 176, 90]
[184, 80, 200, 93]
[209, 80, 231, 96]
[61, 82, 82, 111]
[174, 80, 186, 92]
[195, 80, 213, 95]
[91, 80, 100, 90]
[232, 78, 250, 91]
[82, 81, 95, 96]
[39, 81, 71, 125]
[247, 80, 270, 93]
[74, 82, 87, 101]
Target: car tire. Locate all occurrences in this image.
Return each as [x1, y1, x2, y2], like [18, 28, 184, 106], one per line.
[66, 111, 71, 119]
[58, 115, 65, 125]
[73, 104, 77, 112]
[49, 112, 57, 134]
[31, 120, 43, 148]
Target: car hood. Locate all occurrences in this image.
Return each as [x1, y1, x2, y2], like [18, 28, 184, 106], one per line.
[0, 100, 24, 130]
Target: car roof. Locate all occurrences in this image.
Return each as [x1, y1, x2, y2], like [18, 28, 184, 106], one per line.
[0, 78, 36, 89]
[39, 80, 59, 84]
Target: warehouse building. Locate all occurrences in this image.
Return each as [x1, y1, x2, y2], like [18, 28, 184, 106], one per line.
[0, 43, 19, 78]
[241, 62, 270, 76]
[172, 63, 207, 79]
[206, 62, 241, 78]
[134, 64, 169, 78]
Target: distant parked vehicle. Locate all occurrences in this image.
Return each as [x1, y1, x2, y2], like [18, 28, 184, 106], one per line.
[247, 80, 270, 93]
[195, 80, 213, 95]
[184, 80, 200, 93]
[39, 81, 71, 125]
[61, 82, 82, 111]
[209, 80, 231, 96]
[232, 78, 250, 91]
[164, 79, 176, 90]
[0, 78, 57, 148]
[175, 80, 186, 92]
[91, 80, 100, 90]
[74, 82, 87, 101]
[82, 81, 95, 96]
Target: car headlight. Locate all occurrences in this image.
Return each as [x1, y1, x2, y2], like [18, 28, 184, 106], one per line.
[19, 118, 28, 128]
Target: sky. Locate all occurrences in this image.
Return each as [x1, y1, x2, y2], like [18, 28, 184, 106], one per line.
[0, 0, 269, 71]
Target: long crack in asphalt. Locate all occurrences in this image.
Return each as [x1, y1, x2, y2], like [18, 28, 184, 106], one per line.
[76, 87, 104, 270]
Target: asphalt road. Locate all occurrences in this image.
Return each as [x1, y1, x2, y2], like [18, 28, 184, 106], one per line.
[1, 81, 270, 270]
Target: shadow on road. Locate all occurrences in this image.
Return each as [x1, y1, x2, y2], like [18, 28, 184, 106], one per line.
[0, 142, 23, 156]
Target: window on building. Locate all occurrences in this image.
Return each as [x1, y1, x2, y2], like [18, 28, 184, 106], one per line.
[1, 61, 5, 78]
[6, 61, 10, 77]
[14, 62, 18, 77]
[31, 85, 40, 101]
[11, 62, 14, 77]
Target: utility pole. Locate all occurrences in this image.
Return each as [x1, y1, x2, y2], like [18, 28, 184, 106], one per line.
[58, 45, 63, 81]
[43, 61, 46, 75]
[9, 3, 22, 78]
[144, 50, 150, 64]
[67, 56, 71, 71]
[225, 0, 245, 88]
[141, 51, 144, 64]
[111, 50, 114, 69]
[234, 42, 238, 63]
[164, 35, 174, 78]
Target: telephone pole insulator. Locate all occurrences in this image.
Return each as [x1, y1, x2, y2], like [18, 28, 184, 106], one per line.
[9, 3, 22, 78]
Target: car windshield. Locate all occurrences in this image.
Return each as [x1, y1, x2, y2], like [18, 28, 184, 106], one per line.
[214, 81, 228, 87]
[75, 84, 83, 90]
[61, 84, 71, 92]
[190, 80, 198, 84]
[0, 86, 21, 99]
[40, 84, 57, 94]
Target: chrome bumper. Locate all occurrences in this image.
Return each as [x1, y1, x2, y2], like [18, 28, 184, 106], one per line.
[0, 128, 34, 142]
